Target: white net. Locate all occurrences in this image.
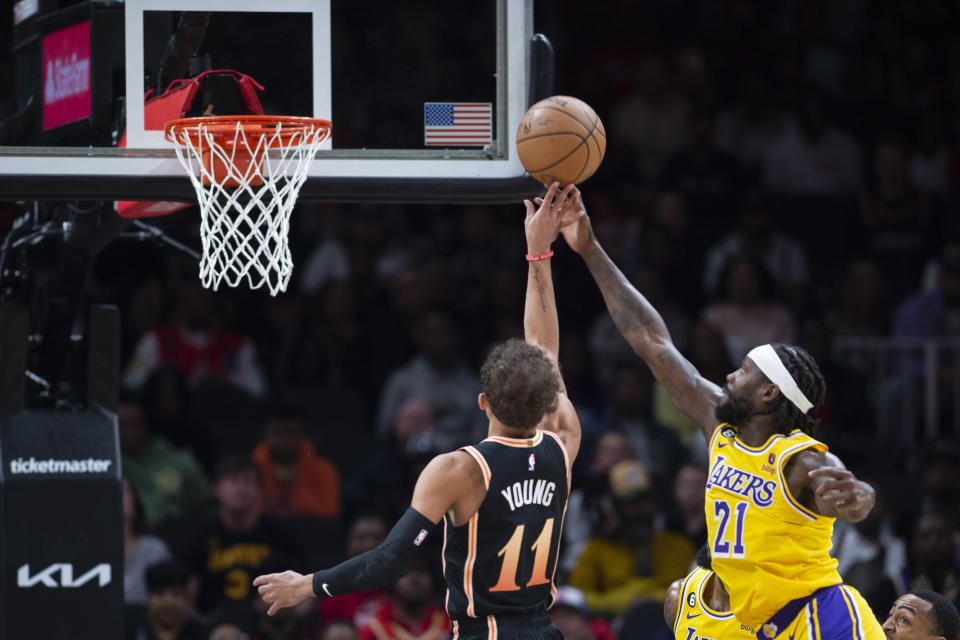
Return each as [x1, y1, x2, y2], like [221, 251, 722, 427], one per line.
[167, 118, 330, 296]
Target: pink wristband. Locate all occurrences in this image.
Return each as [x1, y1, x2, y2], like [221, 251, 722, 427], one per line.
[525, 250, 554, 262]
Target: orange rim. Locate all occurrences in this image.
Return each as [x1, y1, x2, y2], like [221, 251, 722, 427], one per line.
[163, 115, 332, 147]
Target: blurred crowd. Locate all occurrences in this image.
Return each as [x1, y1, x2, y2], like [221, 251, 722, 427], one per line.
[5, 0, 960, 639]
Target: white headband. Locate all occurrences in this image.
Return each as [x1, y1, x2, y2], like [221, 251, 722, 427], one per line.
[746, 344, 813, 413]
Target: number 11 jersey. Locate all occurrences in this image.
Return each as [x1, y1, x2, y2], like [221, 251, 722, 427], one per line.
[443, 430, 570, 621]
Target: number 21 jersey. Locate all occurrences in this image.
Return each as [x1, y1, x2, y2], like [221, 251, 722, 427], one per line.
[443, 430, 570, 620]
[705, 424, 841, 629]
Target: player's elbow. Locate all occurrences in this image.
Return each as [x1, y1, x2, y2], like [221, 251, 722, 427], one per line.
[525, 336, 558, 360]
[378, 544, 416, 581]
[622, 327, 653, 357]
[629, 329, 670, 361]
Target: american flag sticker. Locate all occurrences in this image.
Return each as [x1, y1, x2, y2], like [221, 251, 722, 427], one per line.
[424, 102, 492, 147]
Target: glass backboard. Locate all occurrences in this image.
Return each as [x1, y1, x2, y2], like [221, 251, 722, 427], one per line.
[0, 0, 546, 203]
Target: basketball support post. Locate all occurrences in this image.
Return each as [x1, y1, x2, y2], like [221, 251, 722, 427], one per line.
[0, 298, 123, 639]
[528, 33, 555, 106]
[0, 307, 28, 416]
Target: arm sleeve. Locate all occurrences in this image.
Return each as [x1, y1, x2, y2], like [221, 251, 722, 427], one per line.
[312, 507, 440, 598]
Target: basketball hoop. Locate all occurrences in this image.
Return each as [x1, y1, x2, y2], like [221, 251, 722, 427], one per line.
[164, 115, 331, 296]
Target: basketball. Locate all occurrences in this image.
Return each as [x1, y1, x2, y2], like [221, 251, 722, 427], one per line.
[516, 95, 606, 186]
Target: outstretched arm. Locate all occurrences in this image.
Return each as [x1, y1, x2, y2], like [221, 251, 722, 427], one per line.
[254, 452, 475, 614]
[560, 191, 723, 439]
[523, 182, 582, 463]
[523, 182, 569, 384]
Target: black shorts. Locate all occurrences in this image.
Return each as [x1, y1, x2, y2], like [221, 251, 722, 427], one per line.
[451, 614, 562, 640]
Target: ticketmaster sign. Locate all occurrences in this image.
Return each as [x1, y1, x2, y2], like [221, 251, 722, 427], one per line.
[1, 410, 122, 639]
[9, 457, 113, 474]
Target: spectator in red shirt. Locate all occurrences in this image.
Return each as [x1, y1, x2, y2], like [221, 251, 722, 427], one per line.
[357, 560, 448, 640]
[124, 279, 266, 397]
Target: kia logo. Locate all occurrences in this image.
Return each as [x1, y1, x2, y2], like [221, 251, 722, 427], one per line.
[17, 563, 111, 588]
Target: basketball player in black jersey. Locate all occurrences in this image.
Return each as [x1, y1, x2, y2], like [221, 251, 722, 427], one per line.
[254, 182, 583, 640]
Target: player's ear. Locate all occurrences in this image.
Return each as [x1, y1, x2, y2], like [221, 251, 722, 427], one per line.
[478, 393, 489, 411]
[759, 381, 780, 404]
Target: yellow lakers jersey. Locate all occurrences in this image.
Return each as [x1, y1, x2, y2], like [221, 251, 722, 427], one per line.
[673, 566, 755, 640]
[705, 424, 841, 629]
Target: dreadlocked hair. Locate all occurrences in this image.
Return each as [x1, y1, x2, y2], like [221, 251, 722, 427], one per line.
[765, 343, 826, 436]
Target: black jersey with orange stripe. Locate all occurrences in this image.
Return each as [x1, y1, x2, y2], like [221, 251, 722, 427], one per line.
[442, 430, 570, 622]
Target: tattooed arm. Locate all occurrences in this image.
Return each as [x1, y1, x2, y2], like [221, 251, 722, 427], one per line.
[560, 188, 723, 439]
[522, 183, 581, 464]
[522, 184, 564, 382]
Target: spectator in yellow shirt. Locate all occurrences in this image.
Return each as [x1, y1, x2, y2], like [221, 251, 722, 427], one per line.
[569, 459, 694, 616]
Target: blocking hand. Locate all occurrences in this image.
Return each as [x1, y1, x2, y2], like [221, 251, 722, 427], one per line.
[523, 182, 578, 255]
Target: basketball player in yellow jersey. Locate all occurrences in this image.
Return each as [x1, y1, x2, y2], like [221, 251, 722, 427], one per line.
[255, 183, 582, 640]
[665, 546, 755, 640]
[557, 185, 884, 640]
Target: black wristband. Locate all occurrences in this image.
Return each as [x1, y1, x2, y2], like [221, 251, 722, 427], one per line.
[312, 507, 439, 598]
